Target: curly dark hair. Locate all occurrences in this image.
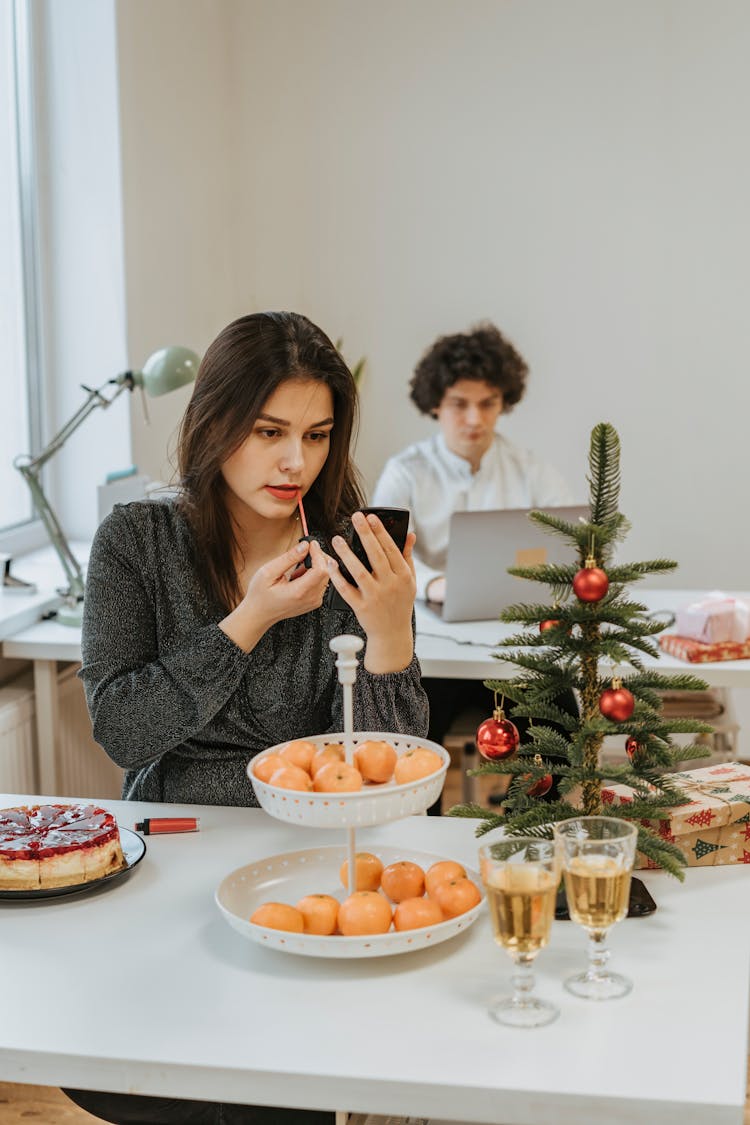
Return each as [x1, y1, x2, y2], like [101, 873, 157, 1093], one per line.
[409, 322, 529, 416]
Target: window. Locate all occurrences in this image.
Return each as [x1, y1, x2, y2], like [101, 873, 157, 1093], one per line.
[0, 0, 42, 547]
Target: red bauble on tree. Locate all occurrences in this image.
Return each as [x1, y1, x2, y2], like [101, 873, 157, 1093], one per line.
[599, 677, 635, 723]
[476, 702, 520, 762]
[625, 735, 643, 761]
[524, 754, 553, 797]
[539, 618, 562, 633]
[573, 555, 609, 602]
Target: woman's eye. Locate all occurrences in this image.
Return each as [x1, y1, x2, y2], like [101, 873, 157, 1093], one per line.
[257, 428, 280, 439]
[307, 431, 331, 443]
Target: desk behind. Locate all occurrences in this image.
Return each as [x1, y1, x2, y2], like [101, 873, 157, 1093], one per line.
[415, 590, 750, 688]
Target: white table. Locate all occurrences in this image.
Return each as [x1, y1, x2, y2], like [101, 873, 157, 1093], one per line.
[0, 795, 747, 1124]
[415, 591, 750, 687]
[4, 587, 750, 794]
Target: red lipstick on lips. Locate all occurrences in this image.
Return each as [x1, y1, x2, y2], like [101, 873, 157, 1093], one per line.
[265, 484, 299, 501]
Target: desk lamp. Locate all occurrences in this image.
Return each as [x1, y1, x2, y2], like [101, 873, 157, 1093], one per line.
[14, 345, 200, 627]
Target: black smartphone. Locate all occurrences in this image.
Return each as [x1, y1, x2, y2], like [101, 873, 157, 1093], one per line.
[555, 876, 657, 920]
[338, 506, 410, 586]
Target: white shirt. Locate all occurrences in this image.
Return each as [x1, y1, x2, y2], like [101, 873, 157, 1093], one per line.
[372, 431, 572, 599]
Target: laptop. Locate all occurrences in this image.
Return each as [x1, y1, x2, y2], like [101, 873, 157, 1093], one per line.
[431, 505, 590, 622]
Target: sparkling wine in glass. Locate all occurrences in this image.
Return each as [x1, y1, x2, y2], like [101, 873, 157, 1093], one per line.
[478, 836, 560, 1028]
[553, 816, 637, 1000]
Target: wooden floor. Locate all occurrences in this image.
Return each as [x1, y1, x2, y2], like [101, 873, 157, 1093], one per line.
[3, 763, 750, 1123]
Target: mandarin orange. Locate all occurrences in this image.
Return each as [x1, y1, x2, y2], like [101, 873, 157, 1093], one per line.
[310, 744, 345, 778]
[252, 753, 285, 783]
[380, 860, 426, 903]
[392, 896, 444, 931]
[338, 890, 393, 935]
[339, 852, 384, 892]
[295, 893, 340, 935]
[424, 859, 467, 897]
[313, 761, 363, 792]
[433, 876, 482, 918]
[393, 747, 443, 784]
[355, 740, 397, 784]
[249, 902, 305, 932]
[278, 739, 316, 772]
[268, 764, 313, 791]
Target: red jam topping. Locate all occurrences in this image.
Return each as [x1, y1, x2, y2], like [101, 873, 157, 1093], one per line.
[0, 804, 119, 860]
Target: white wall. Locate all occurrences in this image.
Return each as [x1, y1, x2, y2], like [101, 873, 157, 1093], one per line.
[225, 0, 750, 590]
[116, 0, 240, 487]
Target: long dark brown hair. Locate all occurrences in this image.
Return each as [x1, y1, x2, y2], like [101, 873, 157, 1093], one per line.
[177, 311, 364, 610]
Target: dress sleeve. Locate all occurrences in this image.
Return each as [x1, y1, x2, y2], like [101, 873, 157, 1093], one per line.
[79, 508, 250, 770]
[328, 615, 429, 738]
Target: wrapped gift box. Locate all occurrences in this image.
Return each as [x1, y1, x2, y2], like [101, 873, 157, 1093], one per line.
[659, 634, 750, 663]
[601, 762, 750, 868]
[675, 595, 749, 644]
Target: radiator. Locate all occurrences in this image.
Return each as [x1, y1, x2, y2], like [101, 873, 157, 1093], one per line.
[0, 666, 123, 799]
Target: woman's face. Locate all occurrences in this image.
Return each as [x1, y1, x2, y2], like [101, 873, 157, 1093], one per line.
[221, 377, 334, 527]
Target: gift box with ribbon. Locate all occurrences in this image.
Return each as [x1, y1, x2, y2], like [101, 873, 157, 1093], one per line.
[601, 762, 750, 868]
[674, 594, 749, 645]
[659, 634, 750, 663]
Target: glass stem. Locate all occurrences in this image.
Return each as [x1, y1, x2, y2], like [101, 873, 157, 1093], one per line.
[511, 952, 536, 1006]
[586, 930, 610, 982]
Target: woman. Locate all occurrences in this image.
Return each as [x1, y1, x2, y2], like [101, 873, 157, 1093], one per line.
[67, 311, 427, 1125]
[80, 310, 427, 807]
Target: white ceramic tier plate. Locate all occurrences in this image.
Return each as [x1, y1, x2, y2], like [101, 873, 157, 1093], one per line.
[215, 844, 484, 958]
[248, 732, 449, 828]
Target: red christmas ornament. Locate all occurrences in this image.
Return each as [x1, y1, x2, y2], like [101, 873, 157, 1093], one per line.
[625, 735, 643, 761]
[524, 754, 553, 797]
[599, 677, 635, 722]
[476, 708, 520, 762]
[539, 618, 562, 633]
[573, 556, 609, 603]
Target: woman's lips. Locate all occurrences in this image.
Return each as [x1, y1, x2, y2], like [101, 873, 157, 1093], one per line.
[265, 485, 300, 500]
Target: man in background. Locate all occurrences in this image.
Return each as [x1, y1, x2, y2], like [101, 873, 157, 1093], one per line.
[372, 322, 576, 810]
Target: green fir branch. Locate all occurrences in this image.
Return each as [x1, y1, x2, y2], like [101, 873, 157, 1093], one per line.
[606, 560, 678, 581]
[506, 563, 579, 586]
[587, 423, 621, 525]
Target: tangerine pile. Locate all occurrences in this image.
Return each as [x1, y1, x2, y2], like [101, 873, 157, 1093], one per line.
[251, 738, 443, 793]
[249, 853, 482, 936]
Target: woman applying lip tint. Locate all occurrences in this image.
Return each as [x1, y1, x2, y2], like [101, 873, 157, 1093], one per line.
[79, 311, 427, 809]
[67, 313, 428, 1125]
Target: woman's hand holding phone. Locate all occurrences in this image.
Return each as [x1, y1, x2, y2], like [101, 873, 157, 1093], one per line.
[327, 510, 417, 674]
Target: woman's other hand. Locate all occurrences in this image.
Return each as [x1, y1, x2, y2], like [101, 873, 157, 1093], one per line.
[220, 540, 330, 652]
[327, 511, 416, 673]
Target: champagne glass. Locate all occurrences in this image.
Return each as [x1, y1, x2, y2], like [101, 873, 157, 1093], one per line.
[478, 836, 560, 1028]
[553, 816, 637, 1000]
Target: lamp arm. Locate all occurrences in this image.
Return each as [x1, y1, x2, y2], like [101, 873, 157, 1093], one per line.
[16, 376, 132, 473]
[16, 462, 86, 601]
[13, 374, 133, 604]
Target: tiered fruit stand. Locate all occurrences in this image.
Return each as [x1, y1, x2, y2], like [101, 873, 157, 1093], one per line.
[215, 635, 485, 957]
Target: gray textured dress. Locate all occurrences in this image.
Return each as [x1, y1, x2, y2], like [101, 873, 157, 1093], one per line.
[80, 500, 429, 807]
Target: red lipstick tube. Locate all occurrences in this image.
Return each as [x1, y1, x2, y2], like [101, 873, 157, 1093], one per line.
[134, 817, 200, 835]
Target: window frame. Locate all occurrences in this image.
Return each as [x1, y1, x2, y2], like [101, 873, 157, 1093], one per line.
[0, 0, 45, 555]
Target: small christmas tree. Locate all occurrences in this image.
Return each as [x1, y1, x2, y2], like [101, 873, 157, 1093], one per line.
[449, 423, 712, 878]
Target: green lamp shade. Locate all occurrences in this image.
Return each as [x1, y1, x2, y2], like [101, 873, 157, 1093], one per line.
[133, 345, 200, 397]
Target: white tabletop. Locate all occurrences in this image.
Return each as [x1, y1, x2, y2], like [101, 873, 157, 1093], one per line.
[1, 794, 747, 1124]
[415, 590, 750, 688]
[6, 587, 750, 691]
